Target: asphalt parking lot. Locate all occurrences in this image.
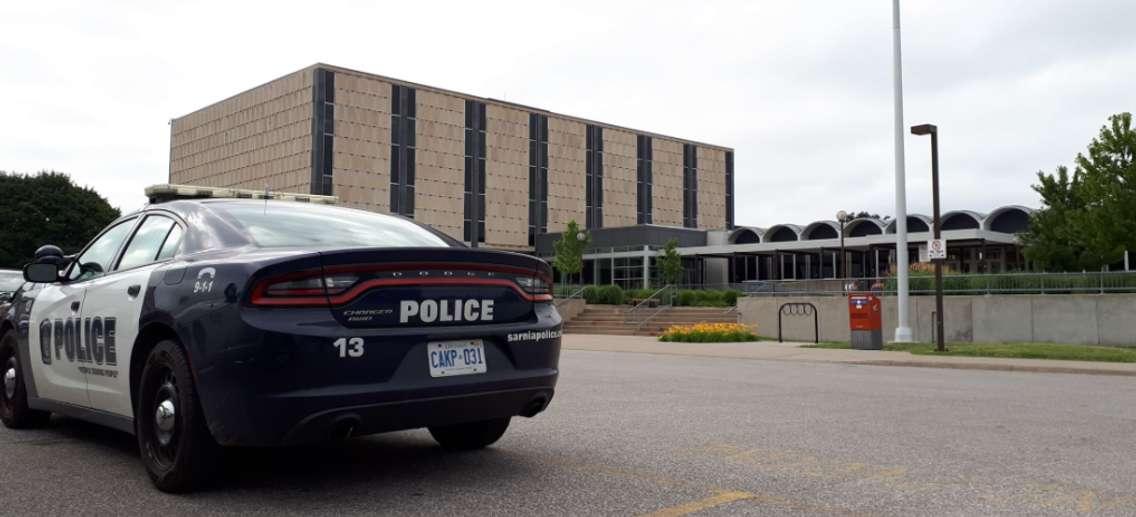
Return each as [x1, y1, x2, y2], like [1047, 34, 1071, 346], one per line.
[2, 347, 1135, 515]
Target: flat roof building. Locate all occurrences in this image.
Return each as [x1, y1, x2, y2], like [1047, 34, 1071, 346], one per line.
[169, 63, 735, 251]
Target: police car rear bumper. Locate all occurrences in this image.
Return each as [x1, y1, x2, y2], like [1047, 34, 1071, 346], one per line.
[280, 382, 555, 445]
[203, 370, 557, 446]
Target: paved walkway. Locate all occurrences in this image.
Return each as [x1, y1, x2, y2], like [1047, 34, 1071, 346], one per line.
[562, 334, 1136, 376]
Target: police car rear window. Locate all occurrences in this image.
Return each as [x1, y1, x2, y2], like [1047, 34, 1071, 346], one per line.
[215, 203, 451, 248]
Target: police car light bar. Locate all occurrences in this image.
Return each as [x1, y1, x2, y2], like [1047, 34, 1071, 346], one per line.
[144, 184, 339, 205]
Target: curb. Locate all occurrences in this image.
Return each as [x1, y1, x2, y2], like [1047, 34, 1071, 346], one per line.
[849, 359, 1136, 377]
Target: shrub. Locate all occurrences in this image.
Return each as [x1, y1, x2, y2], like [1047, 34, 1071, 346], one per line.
[584, 284, 625, 304]
[671, 289, 739, 307]
[624, 288, 654, 304]
[659, 323, 759, 343]
[599, 285, 625, 305]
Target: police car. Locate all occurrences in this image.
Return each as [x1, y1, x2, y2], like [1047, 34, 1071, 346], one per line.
[0, 185, 561, 492]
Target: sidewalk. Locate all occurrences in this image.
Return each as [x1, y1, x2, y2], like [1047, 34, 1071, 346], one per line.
[562, 334, 1136, 377]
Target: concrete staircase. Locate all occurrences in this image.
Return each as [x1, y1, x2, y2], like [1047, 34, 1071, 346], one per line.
[562, 305, 739, 336]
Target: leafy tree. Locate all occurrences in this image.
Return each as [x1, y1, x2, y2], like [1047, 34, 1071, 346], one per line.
[0, 171, 121, 268]
[1022, 113, 1135, 271]
[552, 220, 589, 285]
[658, 238, 684, 286]
[841, 211, 890, 221]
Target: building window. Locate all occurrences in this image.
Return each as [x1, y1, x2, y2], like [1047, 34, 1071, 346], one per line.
[683, 144, 698, 228]
[636, 134, 653, 224]
[389, 85, 416, 217]
[529, 113, 549, 246]
[464, 100, 487, 245]
[312, 68, 335, 196]
[585, 124, 604, 229]
[725, 150, 734, 230]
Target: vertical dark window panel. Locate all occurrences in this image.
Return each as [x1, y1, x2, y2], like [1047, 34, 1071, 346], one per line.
[725, 151, 735, 229]
[682, 144, 699, 228]
[389, 85, 417, 217]
[527, 113, 549, 246]
[585, 124, 604, 229]
[311, 68, 336, 195]
[464, 100, 487, 244]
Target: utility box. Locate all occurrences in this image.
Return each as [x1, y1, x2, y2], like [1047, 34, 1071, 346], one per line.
[848, 293, 883, 350]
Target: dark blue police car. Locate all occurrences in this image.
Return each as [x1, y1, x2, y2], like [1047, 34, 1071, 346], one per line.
[0, 188, 561, 492]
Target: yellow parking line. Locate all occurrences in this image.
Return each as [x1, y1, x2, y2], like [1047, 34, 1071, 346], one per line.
[641, 490, 756, 517]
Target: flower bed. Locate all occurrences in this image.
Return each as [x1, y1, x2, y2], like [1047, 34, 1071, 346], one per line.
[658, 322, 759, 343]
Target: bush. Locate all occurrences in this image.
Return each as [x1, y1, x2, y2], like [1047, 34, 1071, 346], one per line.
[659, 323, 758, 343]
[624, 288, 655, 305]
[583, 284, 625, 304]
[671, 289, 741, 307]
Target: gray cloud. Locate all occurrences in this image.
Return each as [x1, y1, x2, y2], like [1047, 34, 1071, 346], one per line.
[1, 0, 1132, 229]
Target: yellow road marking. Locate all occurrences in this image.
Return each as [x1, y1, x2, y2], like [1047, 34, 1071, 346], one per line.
[641, 490, 756, 517]
[1078, 490, 1097, 513]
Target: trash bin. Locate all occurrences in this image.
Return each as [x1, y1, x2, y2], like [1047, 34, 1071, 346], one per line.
[848, 293, 883, 350]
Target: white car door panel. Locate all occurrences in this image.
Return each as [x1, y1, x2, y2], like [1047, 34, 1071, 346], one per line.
[28, 284, 90, 407]
[81, 267, 156, 417]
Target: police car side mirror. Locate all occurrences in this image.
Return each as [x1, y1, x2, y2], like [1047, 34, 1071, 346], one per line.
[24, 262, 60, 283]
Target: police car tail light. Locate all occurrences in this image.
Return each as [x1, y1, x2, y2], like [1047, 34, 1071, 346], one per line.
[514, 275, 551, 297]
[252, 273, 360, 306]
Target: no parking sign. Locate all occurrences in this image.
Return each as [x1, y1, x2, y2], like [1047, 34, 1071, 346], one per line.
[928, 238, 947, 260]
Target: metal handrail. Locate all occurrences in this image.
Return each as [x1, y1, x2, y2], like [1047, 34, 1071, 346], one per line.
[636, 304, 671, 331]
[627, 284, 674, 315]
[554, 286, 588, 306]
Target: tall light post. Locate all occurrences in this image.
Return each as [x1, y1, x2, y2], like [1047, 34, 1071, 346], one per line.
[911, 123, 946, 352]
[891, 0, 913, 343]
[836, 210, 849, 281]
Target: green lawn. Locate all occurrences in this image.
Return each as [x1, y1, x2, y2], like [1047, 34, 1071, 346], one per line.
[803, 341, 1136, 363]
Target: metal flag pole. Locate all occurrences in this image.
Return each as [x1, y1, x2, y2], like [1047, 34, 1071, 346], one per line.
[892, 0, 913, 342]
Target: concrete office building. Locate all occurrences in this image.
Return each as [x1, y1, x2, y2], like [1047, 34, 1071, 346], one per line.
[169, 63, 735, 251]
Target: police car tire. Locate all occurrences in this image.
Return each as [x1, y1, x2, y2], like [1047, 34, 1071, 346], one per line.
[136, 340, 220, 493]
[0, 331, 51, 429]
[428, 417, 510, 451]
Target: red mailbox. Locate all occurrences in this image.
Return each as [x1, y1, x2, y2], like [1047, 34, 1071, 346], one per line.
[848, 293, 883, 349]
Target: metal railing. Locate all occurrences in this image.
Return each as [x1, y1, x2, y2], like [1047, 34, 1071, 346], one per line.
[554, 285, 588, 307]
[627, 284, 676, 330]
[739, 271, 1136, 296]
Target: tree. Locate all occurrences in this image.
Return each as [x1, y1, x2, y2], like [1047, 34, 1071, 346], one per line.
[841, 211, 890, 221]
[658, 238, 684, 286]
[1022, 113, 1136, 271]
[552, 220, 588, 285]
[0, 171, 121, 268]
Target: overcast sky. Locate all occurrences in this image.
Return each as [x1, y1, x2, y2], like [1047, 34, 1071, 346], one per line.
[2, 0, 1133, 228]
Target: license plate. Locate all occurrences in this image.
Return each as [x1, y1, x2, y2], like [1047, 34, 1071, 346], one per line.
[427, 339, 487, 378]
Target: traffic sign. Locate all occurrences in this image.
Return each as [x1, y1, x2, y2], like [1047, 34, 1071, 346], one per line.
[927, 239, 947, 260]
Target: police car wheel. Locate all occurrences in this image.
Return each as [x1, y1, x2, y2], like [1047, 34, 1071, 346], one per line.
[428, 417, 511, 451]
[136, 340, 220, 493]
[0, 331, 51, 429]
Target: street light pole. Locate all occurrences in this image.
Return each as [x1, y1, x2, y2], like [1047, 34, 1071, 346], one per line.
[836, 210, 848, 283]
[912, 123, 945, 352]
[891, 0, 913, 343]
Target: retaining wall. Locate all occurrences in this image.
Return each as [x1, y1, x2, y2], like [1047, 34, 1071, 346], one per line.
[738, 294, 1136, 346]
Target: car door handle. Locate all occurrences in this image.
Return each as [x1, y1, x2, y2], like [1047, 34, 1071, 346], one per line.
[70, 301, 81, 312]
[127, 285, 141, 297]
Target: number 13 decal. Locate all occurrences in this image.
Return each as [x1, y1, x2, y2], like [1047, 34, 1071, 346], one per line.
[333, 337, 365, 358]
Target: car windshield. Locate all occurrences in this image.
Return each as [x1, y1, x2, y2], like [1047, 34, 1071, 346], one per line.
[0, 271, 23, 292]
[214, 201, 452, 248]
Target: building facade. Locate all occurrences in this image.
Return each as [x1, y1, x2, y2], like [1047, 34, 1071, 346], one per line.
[169, 64, 735, 251]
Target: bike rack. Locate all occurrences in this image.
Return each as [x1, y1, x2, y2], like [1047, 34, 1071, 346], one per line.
[778, 302, 819, 344]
